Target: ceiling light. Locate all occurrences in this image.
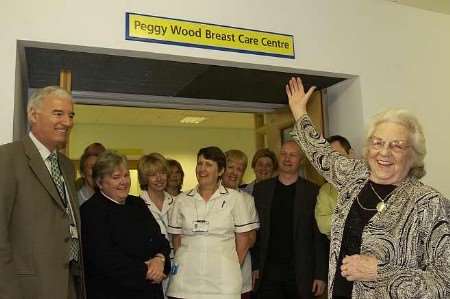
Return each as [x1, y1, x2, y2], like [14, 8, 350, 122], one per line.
[180, 116, 207, 124]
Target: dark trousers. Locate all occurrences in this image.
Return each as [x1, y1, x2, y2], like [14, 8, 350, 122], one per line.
[256, 278, 300, 299]
[241, 292, 252, 299]
[256, 262, 301, 299]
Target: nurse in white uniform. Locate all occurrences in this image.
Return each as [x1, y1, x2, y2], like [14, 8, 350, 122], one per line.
[167, 146, 258, 299]
[222, 149, 260, 299]
[137, 153, 175, 298]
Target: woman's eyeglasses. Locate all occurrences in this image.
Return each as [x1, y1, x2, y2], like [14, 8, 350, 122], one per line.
[369, 137, 410, 153]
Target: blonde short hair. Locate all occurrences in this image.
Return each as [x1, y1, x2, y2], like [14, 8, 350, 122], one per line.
[137, 153, 169, 189]
[225, 149, 248, 171]
[364, 108, 426, 179]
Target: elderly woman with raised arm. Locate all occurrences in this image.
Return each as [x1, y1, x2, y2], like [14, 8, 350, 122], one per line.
[286, 77, 450, 299]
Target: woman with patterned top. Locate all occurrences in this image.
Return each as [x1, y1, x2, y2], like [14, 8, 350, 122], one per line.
[285, 77, 450, 299]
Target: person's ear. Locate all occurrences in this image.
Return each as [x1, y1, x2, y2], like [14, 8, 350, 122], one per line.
[28, 107, 38, 124]
[96, 178, 102, 190]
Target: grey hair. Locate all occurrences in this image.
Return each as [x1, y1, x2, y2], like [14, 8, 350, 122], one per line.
[92, 150, 128, 190]
[27, 86, 72, 121]
[363, 108, 426, 179]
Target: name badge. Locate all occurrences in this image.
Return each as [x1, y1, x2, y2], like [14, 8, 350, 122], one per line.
[69, 225, 79, 239]
[192, 220, 209, 233]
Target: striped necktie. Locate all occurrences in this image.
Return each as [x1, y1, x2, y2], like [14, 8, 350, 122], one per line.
[47, 152, 80, 262]
[47, 152, 67, 206]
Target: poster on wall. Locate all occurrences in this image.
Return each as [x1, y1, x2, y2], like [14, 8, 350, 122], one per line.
[126, 12, 295, 59]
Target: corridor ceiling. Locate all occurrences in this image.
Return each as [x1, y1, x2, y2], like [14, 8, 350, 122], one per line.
[25, 47, 346, 107]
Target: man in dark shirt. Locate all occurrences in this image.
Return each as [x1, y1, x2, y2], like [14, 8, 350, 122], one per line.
[252, 141, 327, 299]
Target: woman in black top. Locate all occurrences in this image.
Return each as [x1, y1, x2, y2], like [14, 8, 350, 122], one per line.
[81, 150, 170, 299]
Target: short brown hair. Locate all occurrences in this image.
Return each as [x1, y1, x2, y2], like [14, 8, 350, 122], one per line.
[197, 146, 226, 172]
[251, 148, 278, 170]
[167, 159, 184, 183]
[79, 143, 106, 175]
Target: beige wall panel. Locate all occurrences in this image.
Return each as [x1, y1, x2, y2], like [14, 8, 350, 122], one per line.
[70, 123, 256, 194]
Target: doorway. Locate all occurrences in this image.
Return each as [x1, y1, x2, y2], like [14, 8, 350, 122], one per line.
[18, 41, 350, 190]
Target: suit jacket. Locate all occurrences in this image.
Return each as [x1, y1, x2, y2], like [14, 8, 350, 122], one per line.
[251, 176, 328, 299]
[0, 136, 85, 299]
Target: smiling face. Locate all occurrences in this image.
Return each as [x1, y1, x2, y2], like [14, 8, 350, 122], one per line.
[278, 141, 303, 175]
[367, 122, 414, 185]
[29, 95, 74, 151]
[147, 170, 168, 193]
[97, 163, 131, 202]
[254, 157, 275, 182]
[222, 159, 246, 189]
[196, 155, 223, 188]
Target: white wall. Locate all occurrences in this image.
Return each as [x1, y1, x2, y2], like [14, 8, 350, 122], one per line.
[1, 0, 449, 196]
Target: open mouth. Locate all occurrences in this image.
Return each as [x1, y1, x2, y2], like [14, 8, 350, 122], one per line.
[55, 127, 67, 132]
[377, 160, 393, 167]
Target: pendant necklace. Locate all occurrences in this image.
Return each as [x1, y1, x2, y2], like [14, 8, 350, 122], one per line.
[369, 182, 396, 213]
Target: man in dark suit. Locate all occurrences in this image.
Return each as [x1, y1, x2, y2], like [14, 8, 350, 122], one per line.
[0, 86, 85, 299]
[251, 140, 327, 299]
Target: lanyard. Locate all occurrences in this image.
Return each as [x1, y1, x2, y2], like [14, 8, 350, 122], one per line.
[193, 195, 220, 222]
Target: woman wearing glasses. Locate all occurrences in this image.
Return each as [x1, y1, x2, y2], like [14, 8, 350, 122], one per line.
[286, 77, 450, 299]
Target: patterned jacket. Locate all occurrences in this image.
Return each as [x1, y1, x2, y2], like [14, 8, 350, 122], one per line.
[292, 114, 450, 299]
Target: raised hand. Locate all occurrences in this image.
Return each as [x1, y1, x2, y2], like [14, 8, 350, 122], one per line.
[285, 77, 316, 121]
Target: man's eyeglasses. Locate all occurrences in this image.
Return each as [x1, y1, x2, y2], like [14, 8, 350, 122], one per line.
[369, 137, 410, 153]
